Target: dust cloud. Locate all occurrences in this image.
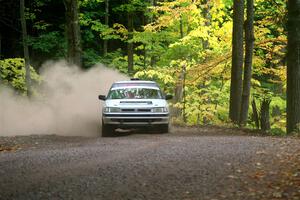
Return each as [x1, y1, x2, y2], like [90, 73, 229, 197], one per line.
[0, 61, 128, 137]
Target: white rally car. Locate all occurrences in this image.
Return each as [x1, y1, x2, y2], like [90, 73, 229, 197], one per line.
[98, 79, 172, 137]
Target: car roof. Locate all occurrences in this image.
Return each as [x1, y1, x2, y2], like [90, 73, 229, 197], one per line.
[114, 80, 156, 84]
[111, 80, 159, 89]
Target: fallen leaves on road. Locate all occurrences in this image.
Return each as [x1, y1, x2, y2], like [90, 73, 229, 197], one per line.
[245, 141, 300, 199]
[227, 175, 238, 179]
[251, 171, 266, 180]
[0, 145, 20, 152]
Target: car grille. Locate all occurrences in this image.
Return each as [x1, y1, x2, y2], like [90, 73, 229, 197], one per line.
[111, 118, 163, 123]
[104, 114, 168, 117]
[121, 108, 152, 112]
[120, 101, 152, 105]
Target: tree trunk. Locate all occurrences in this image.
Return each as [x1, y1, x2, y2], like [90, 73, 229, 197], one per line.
[143, 44, 147, 68]
[251, 99, 260, 129]
[127, 12, 134, 74]
[150, 56, 156, 67]
[20, 0, 31, 97]
[201, 0, 211, 49]
[143, 2, 149, 68]
[229, 0, 244, 123]
[149, 0, 156, 67]
[182, 65, 187, 122]
[172, 69, 185, 118]
[287, 0, 300, 134]
[239, 0, 254, 126]
[0, 33, 2, 86]
[0, 32, 2, 59]
[103, 0, 109, 56]
[179, 15, 184, 39]
[63, 0, 81, 67]
[260, 98, 271, 131]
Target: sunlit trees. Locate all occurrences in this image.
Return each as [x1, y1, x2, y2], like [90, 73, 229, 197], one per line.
[134, 0, 233, 123]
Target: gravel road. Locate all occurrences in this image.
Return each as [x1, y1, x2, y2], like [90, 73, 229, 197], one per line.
[0, 127, 299, 200]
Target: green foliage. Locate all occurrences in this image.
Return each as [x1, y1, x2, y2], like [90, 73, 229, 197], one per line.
[82, 49, 102, 68]
[80, 0, 104, 7]
[253, 0, 287, 93]
[28, 31, 66, 58]
[134, 68, 176, 92]
[269, 96, 286, 135]
[0, 58, 41, 94]
[109, 54, 129, 74]
[113, 0, 149, 13]
[22, 0, 67, 61]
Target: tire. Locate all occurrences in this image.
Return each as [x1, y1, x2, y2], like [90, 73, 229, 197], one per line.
[157, 124, 169, 134]
[102, 123, 115, 137]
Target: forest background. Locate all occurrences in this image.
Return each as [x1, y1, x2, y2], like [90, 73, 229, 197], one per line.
[0, 0, 289, 135]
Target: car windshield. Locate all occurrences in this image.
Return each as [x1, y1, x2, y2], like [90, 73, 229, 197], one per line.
[107, 87, 163, 99]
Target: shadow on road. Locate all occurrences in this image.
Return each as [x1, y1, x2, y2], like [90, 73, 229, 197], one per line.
[110, 128, 168, 137]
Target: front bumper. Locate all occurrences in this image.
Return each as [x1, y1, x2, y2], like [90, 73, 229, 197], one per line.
[102, 112, 169, 126]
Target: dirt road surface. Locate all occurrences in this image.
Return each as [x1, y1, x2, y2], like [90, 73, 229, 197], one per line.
[0, 127, 300, 200]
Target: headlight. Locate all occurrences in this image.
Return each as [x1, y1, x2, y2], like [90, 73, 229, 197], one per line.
[152, 107, 168, 113]
[104, 107, 121, 113]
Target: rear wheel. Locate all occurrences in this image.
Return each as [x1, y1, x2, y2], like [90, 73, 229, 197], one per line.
[102, 122, 115, 137]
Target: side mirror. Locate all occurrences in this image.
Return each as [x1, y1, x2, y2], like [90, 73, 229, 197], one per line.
[165, 94, 173, 100]
[98, 95, 106, 101]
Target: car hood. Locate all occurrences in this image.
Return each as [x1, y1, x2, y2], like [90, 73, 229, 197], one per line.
[104, 99, 168, 108]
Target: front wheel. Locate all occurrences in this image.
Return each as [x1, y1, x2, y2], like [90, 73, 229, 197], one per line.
[102, 123, 115, 137]
[157, 124, 169, 134]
